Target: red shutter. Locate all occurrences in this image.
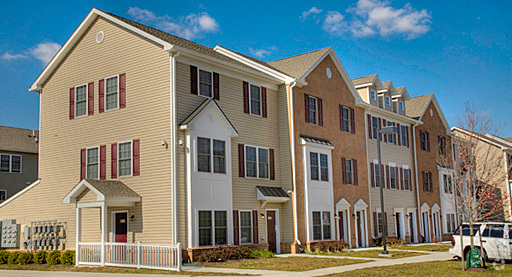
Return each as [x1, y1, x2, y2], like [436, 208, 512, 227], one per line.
[238, 144, 245, 177]
[252, 210, 258, 244]
[233, 210, 239, 245]
[190, 65, 198, 95]
[80, 148, 86, 179]
[395, 167, 399, 189]
[318, 98, 323, 126]
[397, 124, 401, 146]
[367, 115, 372, 139]
[422, 172, 426, 192]
[350, 108, 355, 134]
[99, 79, 105, 113]
[383, 119, 388, 143]
[243, 81, 249, 114]
[100, 145, 106, 180]
[213, 72, 220, 100]
[111, 143, 118, 178]
[384, 212, 388, 235]
[261, 87, 267, 118]
[340, 105, 344, 131]
[88, 82, 94, 115]
[381, 165, 385, 187]
[393, 123, 397, 145]
[69, 87, 75, 120]
[353, 159, 358, 186]
[426, 132, 431, 152]
[370, 162, 375, 187]
[409, 169, 413, 191]
[342, 157, 347, 184]
[386, 165, 390, 189]
[429, 172, 433, 192]
[378, 118, 382, 141]
[373, 212, 378, 236]
[305, 94, 310, 123]
[119, 73, 126, 108]
[400, 167, 404, 190]
[406, 126, 410, 147]
[133, 139, 140, 176]
[269, 148, 275, 180]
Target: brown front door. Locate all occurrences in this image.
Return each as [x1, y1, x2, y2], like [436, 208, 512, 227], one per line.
[357, 211, 362, 247]
[115, 212, 128, 243]
[409, 212, 414, 243]
[395, 213, 402, 239]
[266, 211, 277, 253]
[338, 211, 345, 241]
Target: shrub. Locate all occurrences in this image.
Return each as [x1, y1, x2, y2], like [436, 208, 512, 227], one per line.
[61, 250, 75, 265]
[33, 250, 47, 264]
[8, 251, 21, 264]
[16, 252, 33, 265]
[198, 246, 252, 262]
[386, 237, 405, 247]
[250, 250, 274, 258]
[0, 250, 10, 264]
[47, 250, 61, 265]
[312, 240, 349, 253]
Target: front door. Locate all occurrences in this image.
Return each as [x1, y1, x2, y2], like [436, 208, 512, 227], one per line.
[422, 212, 430, 242]
[409, 212, 415, 243]
[266, 211, 277, 253]
[395, 213, 402, 239]
[115, 212, 128, 243]
[356, 211, 363, 247]
[338, 211, 346, 242]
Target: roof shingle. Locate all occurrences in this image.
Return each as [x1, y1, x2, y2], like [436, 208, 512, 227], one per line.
[0, 126, 39, 153]
[84, 179, 140, 198]
[268, 47, 331, 78]
[352, 74, 378, 86]
[405, 94, 433, 120]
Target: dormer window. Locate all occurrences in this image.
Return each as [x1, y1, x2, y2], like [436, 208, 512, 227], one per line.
[370, 90, 376, 100]
[385, 96, 390, 106]
[399, 101, 404, 111]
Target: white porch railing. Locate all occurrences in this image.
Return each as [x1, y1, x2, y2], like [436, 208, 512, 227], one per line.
[77, 242, 182, 271]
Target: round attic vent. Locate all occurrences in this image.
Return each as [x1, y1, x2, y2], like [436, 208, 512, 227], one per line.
[326, 67, 332, 79]
[96, 31, 105, 44]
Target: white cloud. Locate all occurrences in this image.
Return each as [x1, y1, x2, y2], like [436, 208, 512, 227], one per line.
[1, 42, 61, 64]
[300, 7, 323, 21]
[249, 46, 278, 59]
[127, 7, 219, 40]
[319, 0, 431, 39]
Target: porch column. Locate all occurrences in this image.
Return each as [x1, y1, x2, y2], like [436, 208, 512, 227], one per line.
[100, 202, 107, 266]
[75, 206, 82, 266]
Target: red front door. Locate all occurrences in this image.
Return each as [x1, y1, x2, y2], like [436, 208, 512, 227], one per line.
[266, 211, 277, 253]
[115, 212, 128, 243]
[338, 211, 345, 241]
[357, 211, 362, 247]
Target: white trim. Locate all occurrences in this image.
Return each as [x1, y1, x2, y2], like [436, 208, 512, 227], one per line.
[306, 95, 319, 125]
[197, 68, 214, 98]
[335, 208, 351, 248]
[117, 140, 133, 178]
[244, 145, 270, 179]
[111, 210, 129, 243]
[196, 210, 229, 247]
[104, 74, 120, 112]
[452, 126, 506, 150]
[0, 190, 7, 202]
[354, 82, 375, 88]
[74, 83, 89, 118]
[393, 208, 406, 240]
[179, 100, 238, 137]
[299, 138, 335, 150]
[76, 201, 103, 208]
[288, 82, 300, 246]
[238, 210, 253, 245]
[86, 146, 100, 179]
[248, 83, 263, 117]
[0, 179, 40, 208]
[0, 154, 22, 173]
[265, 209, 280, 253]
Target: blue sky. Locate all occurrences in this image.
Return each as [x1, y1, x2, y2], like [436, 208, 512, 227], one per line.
[1, 0, 511, 136]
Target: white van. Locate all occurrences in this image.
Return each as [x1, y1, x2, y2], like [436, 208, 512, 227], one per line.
[449, 222, 512, 262]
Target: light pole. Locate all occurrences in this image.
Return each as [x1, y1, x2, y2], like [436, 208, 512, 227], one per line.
[377, 125, 397, 255]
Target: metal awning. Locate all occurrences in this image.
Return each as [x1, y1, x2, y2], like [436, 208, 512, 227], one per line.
[256, 186, 289, 207]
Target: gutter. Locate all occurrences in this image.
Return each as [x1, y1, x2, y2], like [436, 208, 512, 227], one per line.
[289, 82, 301, 247]
[412, 123, 423, 238]
[169, 48, 181, 245]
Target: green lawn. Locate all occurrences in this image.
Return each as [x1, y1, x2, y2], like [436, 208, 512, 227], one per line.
[0, 264, 243, 275]
[391, 244, 451, 252]
[322, 250, 427, 259]
[325, 261, 512, 276]
[201, 256, 369, 272]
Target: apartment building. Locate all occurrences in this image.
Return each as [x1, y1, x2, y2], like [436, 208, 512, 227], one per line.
[406, 94, 454, 241]
[0, 126, 39, 202]
[353, 75, 421, 244]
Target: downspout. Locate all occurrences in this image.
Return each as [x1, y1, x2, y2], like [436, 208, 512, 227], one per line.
[502, 151, 512, 220]
[289, 82, 301, 247]
[38, 91, 42, 179]
[412, 123, 423, 239]
[364, 109, 374, 244]
[170, 49, 181, 245]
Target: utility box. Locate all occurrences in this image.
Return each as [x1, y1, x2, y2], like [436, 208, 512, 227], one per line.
[1, 220, 19, 248]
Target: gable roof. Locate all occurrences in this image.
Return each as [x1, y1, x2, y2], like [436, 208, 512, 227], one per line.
[63, 179, 141, 204]
[352, 74, 378, 86]
[405, 94, 433, 120]
[268, 47, 331, 79]
[179, 98, 238, 137]
[0, 126, 39, 153]
[381, 81, 392, 90]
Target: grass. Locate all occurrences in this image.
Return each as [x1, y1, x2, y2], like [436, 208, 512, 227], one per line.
[0, 264, 244, 275]
[321, 249, 427, 259]
[324, 260, 512, 276]
[391, 244, 452, 252]
[201, 256, 370, 272]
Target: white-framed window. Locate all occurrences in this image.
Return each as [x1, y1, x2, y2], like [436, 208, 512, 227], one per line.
[0, 190, 6, 201]
[387, 121, 394, 143]
[197, 137, 226, 174]
[446, 213, 456, 233]
[389, 165, 397, 189]
[0, 154, 21, 173]
[403, 168, 410, 190]
[444, 174, 453, 194]
[371, 116, 378, 139]
[308, 96, 318, 125]
[198, 210, 227, 246]
[399, 101, 404, 110]
[385, 96, 390, 106]
[313, 211, 331, 240]
[370, 90, 376, 100]
[401, 125, 407, 146]
[75, 84, 87, 117]
[118, 141, 132, 177]
[310, 152, 328, 181]
[341, 106, 350, 133]
[249, 84, 262, 116]
[376, 211, 384, 236]
[105, 75, 119, 111]
[245, 145, 268, 178]
[374, 163, 381, 188]
[86, 147, 99, 179]
[199, 69, 213, 97]
[345, 158, 353, 185]
[239, 211, 253, 244]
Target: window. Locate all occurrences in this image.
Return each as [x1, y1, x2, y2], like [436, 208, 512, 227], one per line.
[508, 154, 512, 178]
[0, 155, 21, 173]
[423, 171, 432, 193]
[75, 84, 87, 117]
[387, 121, 394, 143]
[86, 147, 99, 179]
[239, 211, 252, 244]
[390, 166, 397, 189]
[245, 146, 268, 178]
[420, 130, 430, 152]
[371, 90, 376, 100]
[199, 70, 212, 97]
[446, 214, 456, 233]
[371, 116, 378, 139]
[0, 190, 5, 201]
[482, 224, 504, 238]
[376, 211, 384, 236]
[400, 125, 407, 146]
[345, 158, 353, 185]
[385, 96, 390, 106]
[454, 224, 481, 236]
[399, 101, 404, 110]
[308, 96, 318, 125]
[313, 211, 331, 240]
[198, 210, 227, 246]
[249, 85, 261, 116]
[118, 141, 132, 177]
[444, 174, 453, 194]
[403, 169, 410, 190]
[374, 163, 381, 188]
[310, 152, 328, 181]
[438, 136, 446, 156]
[197, 138, 226, 174]
[106, 75, 119, 110]
[341, 106, 350, 133]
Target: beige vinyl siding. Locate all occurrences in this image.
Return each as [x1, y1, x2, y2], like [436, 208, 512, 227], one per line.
[0, 17, 172, 248]
[0, 151, 38, 199]
[356, 88, 369, 103]
[175, 61, 293, 244]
